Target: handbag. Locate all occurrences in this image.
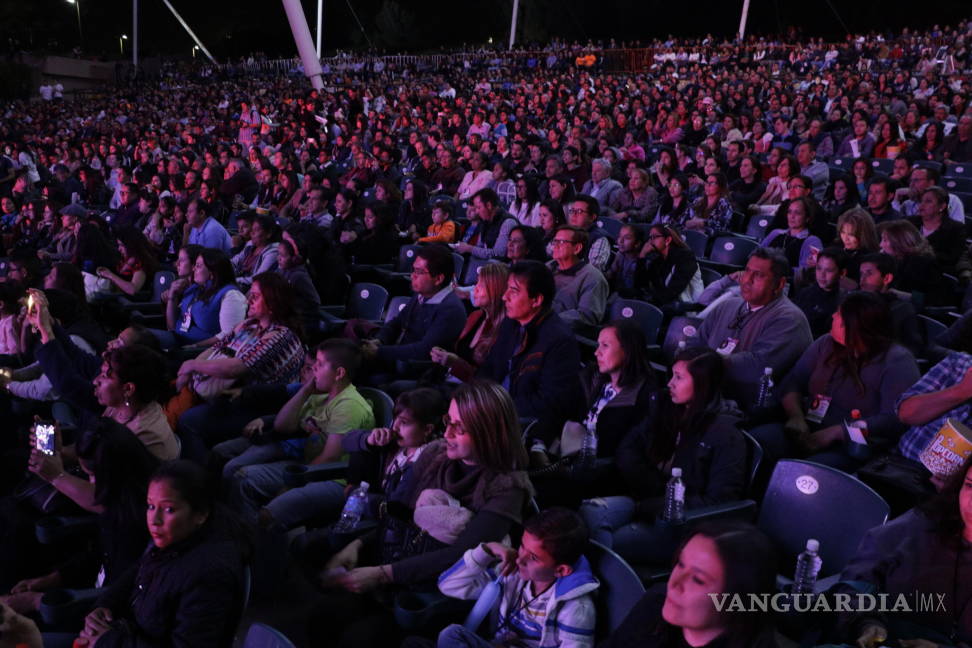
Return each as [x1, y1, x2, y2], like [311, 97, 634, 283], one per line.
[190, 346, 239, 402]
[377, 500, 448, 565]
[530, 421, 599, 480]
[857, 452, 935, 514]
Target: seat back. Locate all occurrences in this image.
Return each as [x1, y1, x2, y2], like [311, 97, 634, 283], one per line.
[243, 622, 297, 648]
[359, 386, 395, 427]
[462, 257, 492, 285]
[609, 299, 664, 344]
[913, 159, 943, 175]
[452, 252, 465, 282]
[586, 540, 646, 638]
[708, 235, 758, 267]
[597, 217, 625, 239]
[700, 266, 722, 286]
[745, 214, 774, 241]
[945, 164, 972, 179]
[384, 295, 411, 323]
[757, 460, 889, 578]
[943, 177, 972, 194]
[347, 282, 389, 321]
[683, 230, 709, 258]
[661, 315, 703, 363]
[870, 158, 894, 175]
[397, 244, 423, 272]
[152, 271, 176, 303]
[917, 314, 948, 352]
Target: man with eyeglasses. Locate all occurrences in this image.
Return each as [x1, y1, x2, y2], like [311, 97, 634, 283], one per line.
[548, 225, 608, 336]
[565, 195, 611, 272]
[767, 174, 827, 239]
[363, 245, 466, 377]
[580, 158, 623, 212]
[688, 247, 811, 418]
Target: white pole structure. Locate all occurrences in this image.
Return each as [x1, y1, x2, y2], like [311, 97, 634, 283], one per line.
[737, 0, 751, 41]
[159, 0, 217, 63]
[316, 0, 323, 58]
[281, 0, 325, 90]
[132, 0, 138, 67]
[508, 0, 520, 50]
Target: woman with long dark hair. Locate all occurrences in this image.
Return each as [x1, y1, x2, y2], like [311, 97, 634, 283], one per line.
[96, 226, 159, 296]
[603, 521, 779, 648]
[580, 347, 747, 565]
[878, 219, 948, 305]
[781, 291, 919, 471]
[159, 248, 246, 350]
[639, 223, 704, 305]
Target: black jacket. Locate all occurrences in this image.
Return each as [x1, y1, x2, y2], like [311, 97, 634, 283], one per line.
[615, 391, 747, 517]
[477, 310, 582, 444]
[639, 246, 700, 305]
[96, 521, 247, 648]
[578, 369, 655, 457]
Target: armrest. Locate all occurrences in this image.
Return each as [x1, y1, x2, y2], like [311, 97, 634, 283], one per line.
[298, 460, 350, 485]
[683, 499, 757, 525]
[36, 515, 98, 545]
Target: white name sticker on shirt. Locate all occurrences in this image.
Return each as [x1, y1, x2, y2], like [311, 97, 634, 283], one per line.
[716, 337, 738, 357]
[806, 394, 832, 424]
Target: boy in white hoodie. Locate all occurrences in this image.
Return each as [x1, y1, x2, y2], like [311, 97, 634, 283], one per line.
[436, 508, 599, 648]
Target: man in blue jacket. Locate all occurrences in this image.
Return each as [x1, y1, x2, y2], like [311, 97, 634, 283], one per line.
[364, 244, 466, 378]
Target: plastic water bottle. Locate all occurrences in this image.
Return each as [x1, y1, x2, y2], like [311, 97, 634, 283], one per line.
[662, 467, 686, 524]
[334, 481, 370, 533]
[463, 573, 503, 631]
[792, 539, 823, 595]
[755, 367, 774, 409]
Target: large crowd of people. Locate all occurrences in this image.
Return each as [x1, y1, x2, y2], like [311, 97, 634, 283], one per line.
[0, 16, 971, 648]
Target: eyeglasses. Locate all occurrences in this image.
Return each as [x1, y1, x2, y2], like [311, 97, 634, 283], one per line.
[551, 238, 576, 246]
[442, 415, 465, 435]
[567, 207, 589, 215]
[411, 267, 432, 276]
[648, 234, 667, 241]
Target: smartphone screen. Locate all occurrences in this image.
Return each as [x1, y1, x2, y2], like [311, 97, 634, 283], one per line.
[35, 423, 56, 456]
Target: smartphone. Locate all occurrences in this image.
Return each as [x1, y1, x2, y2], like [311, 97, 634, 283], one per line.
[34, 422, 56, 456]
[27, 292, 35, 315]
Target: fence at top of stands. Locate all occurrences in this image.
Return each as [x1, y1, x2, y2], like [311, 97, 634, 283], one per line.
[219, 43, 813, 76]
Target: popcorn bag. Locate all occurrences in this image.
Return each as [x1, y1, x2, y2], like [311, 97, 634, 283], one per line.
[919, 418, 972, 478]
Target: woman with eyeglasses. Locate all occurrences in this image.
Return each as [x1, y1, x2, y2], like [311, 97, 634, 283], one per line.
[313, 380, 532, 648]
[639, 224, 704, 305]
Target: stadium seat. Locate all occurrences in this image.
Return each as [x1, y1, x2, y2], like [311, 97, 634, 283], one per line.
[359, 387, 395, 427]
[700, 266, 723, 287]
[598, 217, 625, 239]
[745, 213, 774, 240]
[609, 299, 664, 344]
[914, 159, 943, 175]
[943, 177, 972, 194]
[660, 315, 703, 363]
[462, 257, 492, 285]
[683, 230, 709, 258]
[870, 158, 893, 175]
[706, 235, 758, 269]
[243, 623, 297, 648]
[383, 295, 410, 323]
[945, 164, 972, 179]
[118, 270, 175, 313]
[318, 282, 389, 333]
[586, 540, 647, 638]
[757, 459, 889, 581]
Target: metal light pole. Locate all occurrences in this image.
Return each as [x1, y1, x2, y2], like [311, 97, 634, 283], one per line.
[119, 34, 127, 56]
[66, 0, 82, 45]
[316, 0, 323, 58]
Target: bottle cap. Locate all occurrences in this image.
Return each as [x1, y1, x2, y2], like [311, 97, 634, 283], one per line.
[671, 467, 682, 477]
[850, 409, 862, 419]
[359, 481, 370, 490]
[806, 538, 819, 552]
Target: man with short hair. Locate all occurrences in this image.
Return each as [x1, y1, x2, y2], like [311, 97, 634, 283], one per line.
[548, 226, 608, 335]
[580, 159, 623, 210]
[454, 188, 516, 259]
[218, 158, 259, 208]
[688, 247, 812, 412]
[857, 252, 922, 354]
[364, 245, 466, 374]
[478, 260, 581, 445]
[796, 141, 829, 201]
[867, 178, 902, 224]
[186, 198, 233, 253]
[944, 115, 972, 163]
[300, 186, 334, 228]
[836, 119, 876, 159]
[430, 148, 465, 196]
[566, 196, 611, 272]
[893, 166, 966, 223]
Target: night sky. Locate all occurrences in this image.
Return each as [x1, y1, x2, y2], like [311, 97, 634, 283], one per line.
[2, 0, 969, 61]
